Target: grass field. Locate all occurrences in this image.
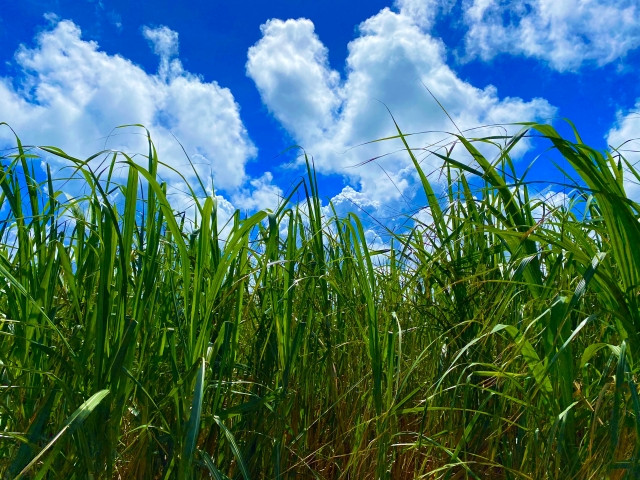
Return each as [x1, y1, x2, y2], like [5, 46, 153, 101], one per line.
[1, 120, 639, 479]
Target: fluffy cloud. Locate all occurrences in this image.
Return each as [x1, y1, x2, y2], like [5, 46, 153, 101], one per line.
[143, 25, 179, 59]
[246, 18, 341, 142]
[393, 0, 455, 29]
[0, 19, 255, 197]
[246, 8, 555, 219]
[330, 185, 382, 211]
[461, 0, 640, 71]
[231, 171, 284, 212]
[607, 104, 640, 201]
[142, 25, 181, 79]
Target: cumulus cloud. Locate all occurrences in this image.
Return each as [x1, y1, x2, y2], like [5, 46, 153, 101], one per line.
[247, 18, 341, 142]
[246, 8, 555, 220]
[0, 19, 255, 202]
[461, 0, 640, 71]
[330, 185, 382, 211]
[393, 0, 455, 29]
[607, 104, 640, 201]
[231, 171, 284, 212]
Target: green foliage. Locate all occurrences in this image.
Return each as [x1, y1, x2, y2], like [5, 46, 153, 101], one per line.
[0, 120, 639, 479]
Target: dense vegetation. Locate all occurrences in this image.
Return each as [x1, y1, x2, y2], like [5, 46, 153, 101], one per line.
[1, 120, 639, 479]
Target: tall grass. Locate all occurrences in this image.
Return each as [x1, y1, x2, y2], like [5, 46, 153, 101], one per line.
[1, 120, 639, 479]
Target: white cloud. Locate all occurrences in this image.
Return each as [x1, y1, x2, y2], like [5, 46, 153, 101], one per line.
[232, 171, 284, 212]
[142, 25, 181, 80]
[0, 19, 256, 195]
[461, 0, 640, 71]
[530, 188, 570, 220]
[393, 0, 455, 29]
[246, 9, 555, 220]
[607, 104, 640, 201]
[330, 185, 382, 211]
[246, 18, 341, 142]
[143, 25, 179, 59]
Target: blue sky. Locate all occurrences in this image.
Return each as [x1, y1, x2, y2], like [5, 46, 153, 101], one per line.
[1, 0, 639, 233]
